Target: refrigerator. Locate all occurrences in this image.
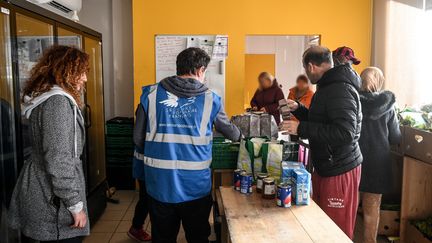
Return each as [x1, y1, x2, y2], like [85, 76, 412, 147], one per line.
[0, 2, 107, 242]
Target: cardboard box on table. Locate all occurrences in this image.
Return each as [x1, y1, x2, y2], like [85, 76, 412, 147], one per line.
[378, 210, 400, 236]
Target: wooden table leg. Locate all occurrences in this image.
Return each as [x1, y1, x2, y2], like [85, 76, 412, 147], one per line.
[216, 187, 229, 243]
[221, 215, 229, 243]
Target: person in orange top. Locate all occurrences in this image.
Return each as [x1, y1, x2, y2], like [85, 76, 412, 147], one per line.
[288, 74, 314, 108]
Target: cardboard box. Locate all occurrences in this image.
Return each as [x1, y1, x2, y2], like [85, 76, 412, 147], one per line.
[281, 161, 304, 183]
[378, 210, 400, 236]
[404, 127, 432, 165]
[292, 168, 311, 205]
[405, 223, 432, 243]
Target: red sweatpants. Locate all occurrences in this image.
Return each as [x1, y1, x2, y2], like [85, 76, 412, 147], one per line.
[312, 165, 361, 239]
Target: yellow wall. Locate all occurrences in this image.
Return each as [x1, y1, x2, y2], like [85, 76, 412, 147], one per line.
[245, 54, 275, 109]
[132, 0, 372, 116]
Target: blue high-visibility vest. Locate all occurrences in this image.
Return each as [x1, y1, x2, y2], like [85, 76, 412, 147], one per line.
[133, 146, 145, 181]
[137, 83, 221, 203]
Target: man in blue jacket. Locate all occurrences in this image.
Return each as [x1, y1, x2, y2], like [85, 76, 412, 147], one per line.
[133, 47, 241, 243]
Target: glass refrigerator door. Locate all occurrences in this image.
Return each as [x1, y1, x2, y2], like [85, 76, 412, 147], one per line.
[15, 13, 54, 160]
[84, 36, 106, 193]
[57, 27, 85, 112]
[0, 6, 19, 243]
[16, 13, 54, 91]
[58, 26, 82, 49]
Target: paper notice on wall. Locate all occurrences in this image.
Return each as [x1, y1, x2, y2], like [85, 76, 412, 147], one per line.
[187, 37, 215, 56]
[155, 35, 226, 101]
[204, 59, 225, 99]
[186, 37, 199, 48]
[156, 36, 186, 73]
[212, 35, 228, 59]
[199, 39, 214, 56]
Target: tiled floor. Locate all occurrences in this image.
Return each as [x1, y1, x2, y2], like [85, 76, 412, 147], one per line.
[84, 190, 214, 243]
[83, 190, 144, 243]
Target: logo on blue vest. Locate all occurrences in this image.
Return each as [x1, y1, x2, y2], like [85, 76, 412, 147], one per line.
[159, 91, 198, 119]
[160, 91, 196, 108]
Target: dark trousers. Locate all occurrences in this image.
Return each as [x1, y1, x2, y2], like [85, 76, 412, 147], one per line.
[149, 194, 212, 243]
[132, 180, 150, 229]
[39, 236, 82, 243]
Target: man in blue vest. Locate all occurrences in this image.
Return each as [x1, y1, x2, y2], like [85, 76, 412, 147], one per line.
[133, 47, 241, 243]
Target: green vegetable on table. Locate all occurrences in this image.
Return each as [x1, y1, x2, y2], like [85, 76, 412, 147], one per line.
[421, 103, 432, 113]
[398, 104, 432, 132]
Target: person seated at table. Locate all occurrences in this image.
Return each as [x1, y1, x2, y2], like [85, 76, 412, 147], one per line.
[250, 72, 285, 124]
[287, 74, 314, 109]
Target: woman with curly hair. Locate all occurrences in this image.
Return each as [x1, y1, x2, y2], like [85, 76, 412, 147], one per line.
[9, 45, 90, 243]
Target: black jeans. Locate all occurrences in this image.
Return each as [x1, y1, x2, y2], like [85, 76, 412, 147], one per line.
[39, 236, 83, 243]
[149, 194, 212, 243]
[132, 180, 150, 229]
[22, 235, 82, 243]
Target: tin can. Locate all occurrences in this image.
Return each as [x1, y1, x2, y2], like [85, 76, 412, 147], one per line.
[240, 172, 253, 194]
[256, 173, 269, 193]
[262, 177, 276, 199]
[233, 169, 244, 191]
[276, 183, 292, 208]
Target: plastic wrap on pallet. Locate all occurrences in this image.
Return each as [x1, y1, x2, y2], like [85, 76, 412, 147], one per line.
[231, 113, 260, 138]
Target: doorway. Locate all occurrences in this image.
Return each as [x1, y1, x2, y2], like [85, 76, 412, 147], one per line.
[244, 35, 320, 109]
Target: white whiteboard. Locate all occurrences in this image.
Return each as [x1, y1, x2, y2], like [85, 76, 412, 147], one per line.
[155, 35, 227, 101]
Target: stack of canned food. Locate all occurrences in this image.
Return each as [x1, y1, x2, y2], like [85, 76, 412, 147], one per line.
[233, 169, 293, 208]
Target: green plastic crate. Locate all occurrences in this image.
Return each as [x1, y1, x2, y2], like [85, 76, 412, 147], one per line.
[106, 125, 133, 136]
[106, 136, 134, 148]
[106, 117, 134, 136]
[106, 149, 134, 157]
[211, 141, 240, 169]
[106, 156, 133, 166]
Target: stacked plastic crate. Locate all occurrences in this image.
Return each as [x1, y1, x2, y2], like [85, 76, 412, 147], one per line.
[211, 137, 240, 169]
[106, 117, 135, 189]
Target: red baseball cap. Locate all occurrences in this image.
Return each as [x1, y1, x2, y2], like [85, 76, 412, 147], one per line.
[333, 46, 361, 65]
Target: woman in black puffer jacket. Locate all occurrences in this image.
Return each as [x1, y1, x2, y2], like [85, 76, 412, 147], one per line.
[358, 67, 401, 243]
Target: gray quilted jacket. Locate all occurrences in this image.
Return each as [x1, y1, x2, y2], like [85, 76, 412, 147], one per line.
[8, 88, 89, 241]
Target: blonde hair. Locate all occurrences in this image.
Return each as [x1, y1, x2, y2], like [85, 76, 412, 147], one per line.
[258, 72, 274, 82]
[360, 67, 385, 92]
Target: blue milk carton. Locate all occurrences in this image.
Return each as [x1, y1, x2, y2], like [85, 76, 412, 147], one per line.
[292, 168, 311, 205]
[281, 161, 304, 184]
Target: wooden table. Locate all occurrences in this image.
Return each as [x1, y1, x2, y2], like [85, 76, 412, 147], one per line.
[216, 186, 352, 243]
